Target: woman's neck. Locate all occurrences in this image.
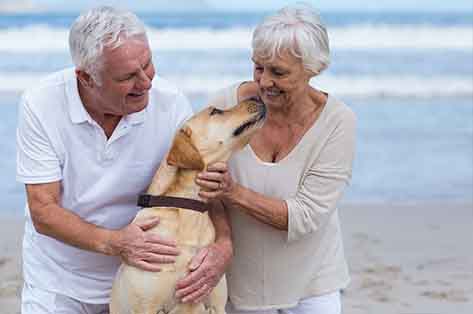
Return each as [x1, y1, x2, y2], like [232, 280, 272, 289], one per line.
[270, 89, 325, 129]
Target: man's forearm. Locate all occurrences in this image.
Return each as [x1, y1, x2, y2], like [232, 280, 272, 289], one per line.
[31, 203, 117, 255]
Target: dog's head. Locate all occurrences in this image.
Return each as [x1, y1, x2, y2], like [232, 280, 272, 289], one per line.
[167, 98, 266, 170]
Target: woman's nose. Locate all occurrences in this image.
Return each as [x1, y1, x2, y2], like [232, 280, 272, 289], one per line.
[259, 70, 273, 88]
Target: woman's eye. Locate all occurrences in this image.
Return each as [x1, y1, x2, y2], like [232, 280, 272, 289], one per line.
[210, 108, 224, 116]
[272, 69, 286, 76]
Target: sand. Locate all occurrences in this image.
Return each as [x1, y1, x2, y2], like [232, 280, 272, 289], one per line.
[340, 202, 473, 314]
[0, 217, 23, 314]
[1, 202, 472, 314]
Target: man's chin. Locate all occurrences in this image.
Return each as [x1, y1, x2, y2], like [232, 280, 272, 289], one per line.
[126, 95, 148, 113]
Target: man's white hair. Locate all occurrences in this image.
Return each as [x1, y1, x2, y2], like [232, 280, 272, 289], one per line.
[252, 3, 330, 75]
[69, 6, 147, 83]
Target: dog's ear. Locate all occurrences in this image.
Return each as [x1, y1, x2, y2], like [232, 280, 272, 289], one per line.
[167, 126, 205, 170]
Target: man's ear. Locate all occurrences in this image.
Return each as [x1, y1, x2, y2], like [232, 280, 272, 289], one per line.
[75, 69, 93, 88]
[167, 126, 205, 170]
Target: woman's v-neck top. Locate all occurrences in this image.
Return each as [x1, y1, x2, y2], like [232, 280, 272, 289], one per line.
[209, 83, 356, 311]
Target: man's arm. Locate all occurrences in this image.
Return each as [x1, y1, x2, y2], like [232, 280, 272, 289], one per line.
[175, 200, 233, 303]
[26, 181, 179, 271]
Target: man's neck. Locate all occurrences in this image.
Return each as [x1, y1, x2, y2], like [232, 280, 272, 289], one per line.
[77, 79, 122, 139]
[97, 115, 122, 139]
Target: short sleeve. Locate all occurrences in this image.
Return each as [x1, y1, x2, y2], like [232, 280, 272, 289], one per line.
[285, 108, 357, 242]
[16, 94, 62, 184]
[207, 83, 240, 110]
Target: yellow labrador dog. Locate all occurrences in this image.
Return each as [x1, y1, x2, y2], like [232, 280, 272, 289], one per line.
[110, 98, 265, 314]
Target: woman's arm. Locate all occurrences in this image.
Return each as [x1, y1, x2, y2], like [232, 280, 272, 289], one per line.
[197, 165, 289, 230]
[197, 106, 357, 240]
[175, 200, 233, 303]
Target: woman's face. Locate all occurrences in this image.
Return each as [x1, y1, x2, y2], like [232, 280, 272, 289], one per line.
[252, 50, 312, 110]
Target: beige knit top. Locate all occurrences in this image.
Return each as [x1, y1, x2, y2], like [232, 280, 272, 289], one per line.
[209, 83, 356, 311]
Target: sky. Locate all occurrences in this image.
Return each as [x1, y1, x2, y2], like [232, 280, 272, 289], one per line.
[0, 0, 472, 12]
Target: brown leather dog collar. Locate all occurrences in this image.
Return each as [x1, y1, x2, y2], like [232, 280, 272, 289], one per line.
[137, 194, 208, 213]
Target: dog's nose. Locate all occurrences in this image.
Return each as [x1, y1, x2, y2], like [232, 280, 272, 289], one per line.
[247, 102, 258, 114]
[246, 96, 265, 114]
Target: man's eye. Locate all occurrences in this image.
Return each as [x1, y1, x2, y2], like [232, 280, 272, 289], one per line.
[210, 108, 224, 116]
[119, 75, 134, 81]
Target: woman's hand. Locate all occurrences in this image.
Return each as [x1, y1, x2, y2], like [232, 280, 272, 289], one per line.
[175, 240, 232, 303]
[196, 162, 237, 201]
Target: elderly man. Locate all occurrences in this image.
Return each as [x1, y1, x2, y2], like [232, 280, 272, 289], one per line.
[16, 6, 232, 313]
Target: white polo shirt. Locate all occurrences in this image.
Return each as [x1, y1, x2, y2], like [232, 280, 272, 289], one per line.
[16, 68, 193, 303]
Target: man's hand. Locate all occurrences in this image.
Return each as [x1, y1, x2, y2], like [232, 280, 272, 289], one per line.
[110, 217, 180, 272]
[175, 240, 232, 303]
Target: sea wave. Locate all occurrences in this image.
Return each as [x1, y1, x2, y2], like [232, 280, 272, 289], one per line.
[0, 24, 471, 52]
[2, 72, 471, 98]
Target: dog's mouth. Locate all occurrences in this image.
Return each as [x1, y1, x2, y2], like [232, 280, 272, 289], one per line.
[232, 101, 266, 137]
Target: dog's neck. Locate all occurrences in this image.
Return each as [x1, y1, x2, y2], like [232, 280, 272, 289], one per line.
[146, 155, 203, 201]
[145, 154, 215, 253]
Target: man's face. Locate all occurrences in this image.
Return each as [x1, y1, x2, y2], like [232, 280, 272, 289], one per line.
[87, 36, 155, 116]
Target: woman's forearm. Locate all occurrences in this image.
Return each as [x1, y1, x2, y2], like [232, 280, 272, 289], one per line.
[226, 183, 288, 230]
[209, 200, 233, 258]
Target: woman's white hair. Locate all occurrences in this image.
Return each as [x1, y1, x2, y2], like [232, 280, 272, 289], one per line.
[252, 3, 330, 75]
[69, 6, 147, 83]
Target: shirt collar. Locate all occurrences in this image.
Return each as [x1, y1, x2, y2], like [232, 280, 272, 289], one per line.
[65, 68, 92, 124]
[124, 107, 146, 125]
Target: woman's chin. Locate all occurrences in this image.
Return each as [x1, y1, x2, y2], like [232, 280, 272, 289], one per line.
[263, 97, 284, 109]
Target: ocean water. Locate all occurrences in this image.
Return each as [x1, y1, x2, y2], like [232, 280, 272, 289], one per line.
[0, 11, 472, 214]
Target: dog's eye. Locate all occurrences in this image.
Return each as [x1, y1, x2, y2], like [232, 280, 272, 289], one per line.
[210, 108, 224, 116]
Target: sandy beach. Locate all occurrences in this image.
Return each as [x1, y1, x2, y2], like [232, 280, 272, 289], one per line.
[1, 202, 472, 314]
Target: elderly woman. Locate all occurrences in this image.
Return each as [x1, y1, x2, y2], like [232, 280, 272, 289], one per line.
[178, 4, 356, 314]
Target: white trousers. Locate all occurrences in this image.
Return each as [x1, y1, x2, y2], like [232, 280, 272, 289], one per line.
[21, 282, 109, 314]
[23, 281, 340, 314]
[226, 291, 341, 314]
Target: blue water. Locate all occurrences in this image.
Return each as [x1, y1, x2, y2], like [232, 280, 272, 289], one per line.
[0, 11, 472, 215]
[1, 11, 471, 28]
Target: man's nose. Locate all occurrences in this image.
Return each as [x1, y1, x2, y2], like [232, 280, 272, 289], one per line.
[136, 69, 152, 90]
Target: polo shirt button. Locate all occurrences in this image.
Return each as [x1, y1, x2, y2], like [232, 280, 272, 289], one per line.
[101, 150, 112, 160]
